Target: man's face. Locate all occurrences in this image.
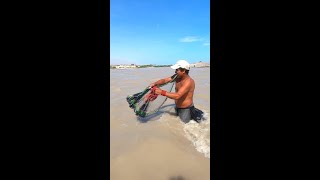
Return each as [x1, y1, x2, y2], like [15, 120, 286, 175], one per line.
[175, 68, 185, 78]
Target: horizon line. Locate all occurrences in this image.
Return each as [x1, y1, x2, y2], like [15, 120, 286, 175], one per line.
[110, 61, 210, 66]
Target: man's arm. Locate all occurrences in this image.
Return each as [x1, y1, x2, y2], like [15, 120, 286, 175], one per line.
[155, 80, 191, 100]
[150, 76, 172, 87]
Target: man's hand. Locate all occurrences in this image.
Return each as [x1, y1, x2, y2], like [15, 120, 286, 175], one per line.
[149, 83, 156, 87]
[154, 87, 162, 95]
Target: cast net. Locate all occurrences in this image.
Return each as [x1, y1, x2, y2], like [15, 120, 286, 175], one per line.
[126, 74, 177, 118]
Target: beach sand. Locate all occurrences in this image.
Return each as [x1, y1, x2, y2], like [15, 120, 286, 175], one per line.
[110, 67, 210, 180]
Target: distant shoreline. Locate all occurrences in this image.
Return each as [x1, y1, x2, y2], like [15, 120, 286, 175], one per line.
[110, 65, 171, 69]
[110, 66, 210, 69]
[110, 62, 210, 69]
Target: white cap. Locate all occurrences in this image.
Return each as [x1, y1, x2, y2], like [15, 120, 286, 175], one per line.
[170, 60, 190, 70]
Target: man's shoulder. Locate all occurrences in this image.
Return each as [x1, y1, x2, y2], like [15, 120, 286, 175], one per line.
[184, 77, 194, 86]
[188, 76, 195, 83]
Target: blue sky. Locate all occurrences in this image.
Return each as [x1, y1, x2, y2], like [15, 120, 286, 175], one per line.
[110, 0, 210, 65]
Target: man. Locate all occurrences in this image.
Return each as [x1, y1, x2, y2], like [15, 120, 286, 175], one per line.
[150, 60, 203, 123]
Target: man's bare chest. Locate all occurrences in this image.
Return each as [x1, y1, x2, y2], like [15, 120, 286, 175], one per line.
[175, 81, 184, 90]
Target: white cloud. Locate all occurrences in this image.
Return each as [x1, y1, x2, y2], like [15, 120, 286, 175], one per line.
[203, 43, 210, 46]
[179, 36, 202, 42]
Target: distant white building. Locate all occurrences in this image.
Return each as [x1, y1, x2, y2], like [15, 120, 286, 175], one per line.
[114, 64, 137, 69]
[190, 61, 210, 68]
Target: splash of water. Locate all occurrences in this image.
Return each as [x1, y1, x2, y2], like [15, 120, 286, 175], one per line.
[183, 112, 210, 158]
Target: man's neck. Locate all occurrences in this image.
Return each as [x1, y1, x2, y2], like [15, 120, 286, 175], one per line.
[181, 74, 189, 79]
[179, 74, 189, 80]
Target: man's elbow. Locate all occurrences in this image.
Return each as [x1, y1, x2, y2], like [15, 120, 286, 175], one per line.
[172, 94, 182, 100]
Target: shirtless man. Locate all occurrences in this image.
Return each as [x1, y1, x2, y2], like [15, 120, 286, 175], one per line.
[150, 60, 202, 123]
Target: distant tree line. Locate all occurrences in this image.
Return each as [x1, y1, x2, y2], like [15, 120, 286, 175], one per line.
[110, 64, 172, 69]
[153, 65, 171, 67]
[136, 64, 171, 68]
[137, 65, 153, 68]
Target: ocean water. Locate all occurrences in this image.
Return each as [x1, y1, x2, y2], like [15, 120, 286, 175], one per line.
[110, 67, 210, 180]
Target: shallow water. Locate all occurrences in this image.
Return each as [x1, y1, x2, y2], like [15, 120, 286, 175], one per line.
[110, 67, 210, 180]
